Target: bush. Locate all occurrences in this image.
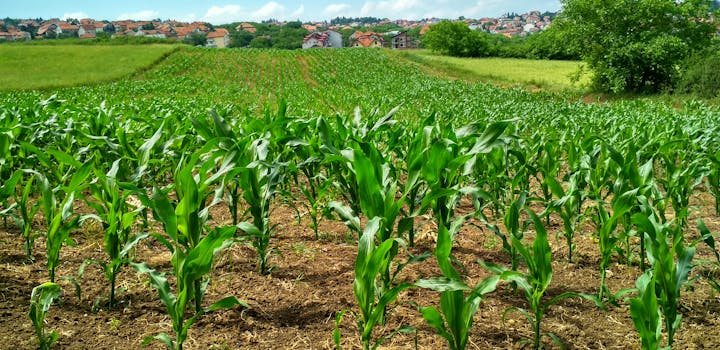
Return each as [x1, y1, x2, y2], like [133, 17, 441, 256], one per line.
[677, 42, 720, 99]
[558, 0, 715, 93]
[424, 20, 491, 57]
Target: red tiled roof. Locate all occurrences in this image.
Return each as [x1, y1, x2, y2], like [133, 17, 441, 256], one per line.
[355, 37, 380, 47]
[173, 26, 197, 37]
[207, 28, 228, 38]
[236, 23, 256, 33]
[58, 22, 78, 31]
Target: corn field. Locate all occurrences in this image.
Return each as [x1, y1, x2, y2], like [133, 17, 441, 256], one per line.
[1, 47, 720, 349]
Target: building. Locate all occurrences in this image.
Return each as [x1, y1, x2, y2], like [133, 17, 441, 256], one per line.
[391, 32, 416, 50]
[235, 22, 257, 33]
[302, 30, 342, 49]
[206, 28, 230, 48]
[350, 31, 384, 48]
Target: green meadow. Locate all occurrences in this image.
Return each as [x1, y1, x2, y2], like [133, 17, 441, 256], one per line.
[0, 44, 178, 90]
[393, 49, 591, 91]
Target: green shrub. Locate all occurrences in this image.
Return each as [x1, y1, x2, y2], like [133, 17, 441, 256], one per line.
[676, 43, 720, 98]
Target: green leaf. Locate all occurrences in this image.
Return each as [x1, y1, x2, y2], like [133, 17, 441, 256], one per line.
[150, 189, 178, 243]
[47, 149, 82, 168]
[205, 296, 247, 313]
[415, 277, 470, 292]
[334, 310, 347, 349]
[130, 262, 177, 313]
[328, 201, 360, 233]
[419, 306, 454, 346]
[469, 121, 510, 154]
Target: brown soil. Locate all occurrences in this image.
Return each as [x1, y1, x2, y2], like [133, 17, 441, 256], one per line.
[1, 193, 720, 350]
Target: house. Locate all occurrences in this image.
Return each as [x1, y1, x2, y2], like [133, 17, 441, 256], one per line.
[78, 24, 96, 38]
[173, 26, 200, 40]
[391, 32, 416, 50]
[235, 22, 257, 33]
[206, 28, 230, 48]
[57, 22, 79, 36]
[350, 31, 384, 48]
[12, 30, 31, 41]
[37, 22, 59, 38]
[302, 30, 342, 49]
[0, 32, 13, 41]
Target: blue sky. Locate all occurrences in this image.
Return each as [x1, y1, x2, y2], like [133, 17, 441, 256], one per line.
[2, 1, 562, 24]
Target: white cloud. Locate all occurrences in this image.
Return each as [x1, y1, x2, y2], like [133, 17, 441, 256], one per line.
[201, 2, 306, 24]
[360, 0, 430, 19]
[116, 10, 160, 21]
[202, 5, 245, 24]
[324, 3, 352, 17]
[465, 0, 512, 18]
[289, 5, 305, 19]
[62, 12, 88, 20]
[252, 1, 286, 19]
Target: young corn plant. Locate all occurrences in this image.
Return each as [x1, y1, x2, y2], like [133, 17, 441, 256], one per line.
[629, 271, 662, 350]
[657, 154, 704, 229]
[28, 282, 62, 350]
[141, 152, 234, 313]
[481, 193, 526, 271]
[706, 151, 720, 216]
[233, 136, 288, 275]
[536, 141, 560, 225]
[419, 120, 510, 236]
[1, 170, 41, 260]
[592, 190, 636, 301]
[329, 144, 421, 324]
[631, 202, 695, 348]
[334, 217, 414, 350]
[395, 114, 433, 247]
[193, 110, 288, 275]
[18, 174, 42, 260]
[35, 160, 93, 283]
[285, 120, 331, 239]
[83, 160, 146, 307]
[131, 226, 245, 350]
[698, 219, 720, 292]
[415, 220, 499, 350]
[480, 210, 601, 349]
[544, 174, 583, 262]
[0, 170, 21, 228]
[320, 107, 400, 218]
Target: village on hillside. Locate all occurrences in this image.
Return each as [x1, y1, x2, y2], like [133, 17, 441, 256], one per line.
[0, 11, 555, 49]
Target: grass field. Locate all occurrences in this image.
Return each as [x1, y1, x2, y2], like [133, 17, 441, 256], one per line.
[0, 44, 178, 90]
[392, 49, 591, 91]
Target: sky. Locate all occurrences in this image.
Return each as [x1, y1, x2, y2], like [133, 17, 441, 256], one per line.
[2, 1, 562, 25]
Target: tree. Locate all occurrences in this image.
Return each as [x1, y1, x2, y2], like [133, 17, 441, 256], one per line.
[423, 20, 490, 57]
[271, 27, 306, 49]
[525, 25, 580, 60]
[558, 0, 716, 93]
[249, 36, 272, 48]
[229, 30, 254, 48]
[184, 32, 207, 46]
